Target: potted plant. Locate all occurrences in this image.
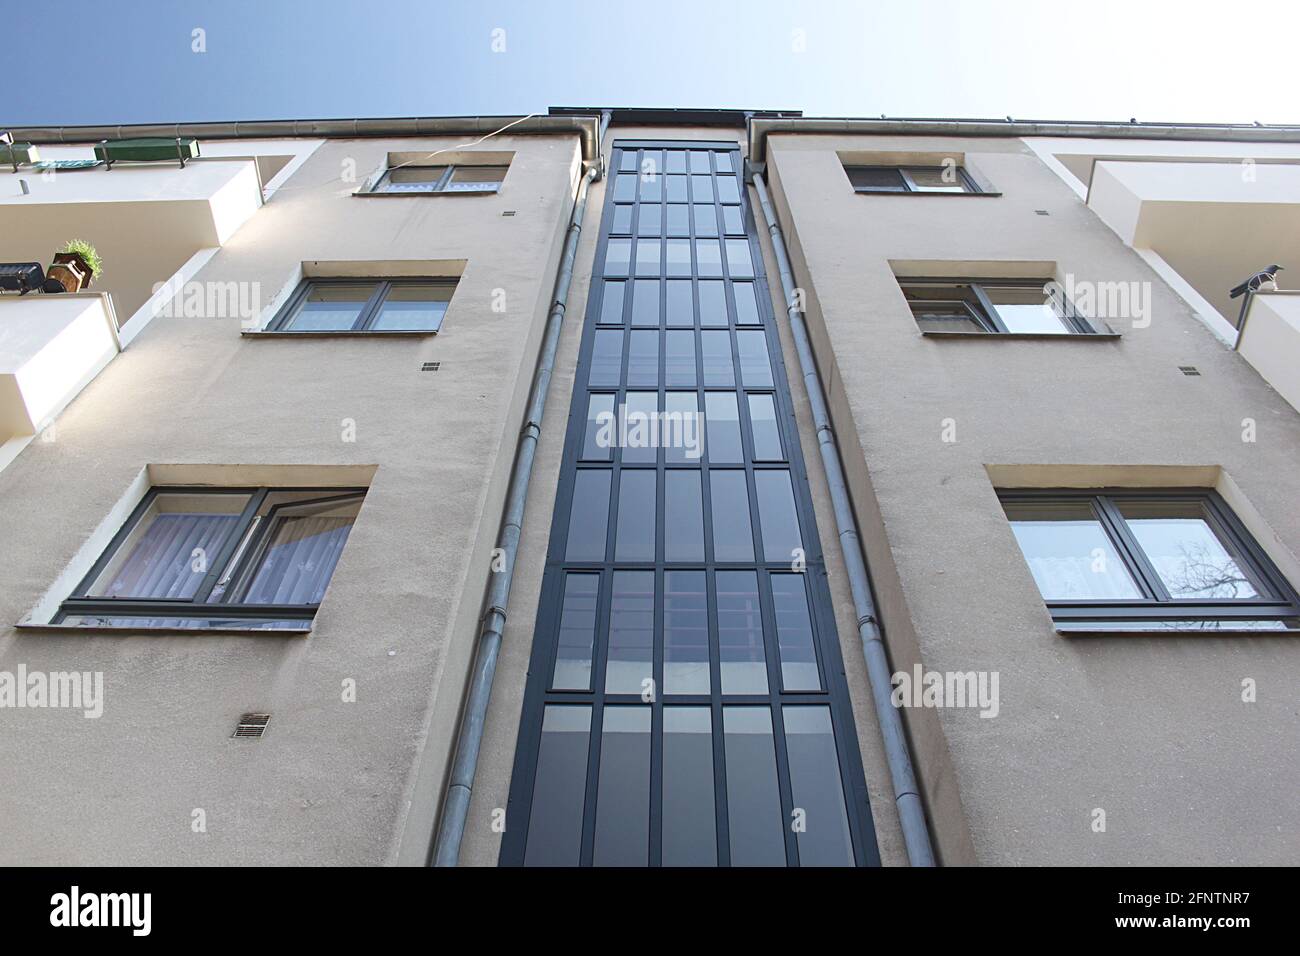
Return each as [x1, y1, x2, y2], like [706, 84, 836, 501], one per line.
[47, 239, 103, 293]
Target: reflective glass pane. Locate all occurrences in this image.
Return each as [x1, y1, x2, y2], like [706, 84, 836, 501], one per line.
[690, 174, 713, 202]
[663, 707, 717, 866]
[665, 330, 697, 387]
[621, 391, 658, 464]
[615, 470, 656, 562]
[696, 239, 723, 277]
[716, 176, 741, 204]
[736, 330, 773, 387]
[666, 238, 692, 277]
[666, 175, 688, 202]
[86, 493, 248, 599]
[722, 205, 744, 235]
[733, 282, 761, 325]
[710, 471, 754, 562]
[772, 574, 819, 690]
[286, 283, 373, 331]
[605, 238, 631, 276]
[639, 168, 662, 202]
[693, 204, 718, 238]
[553, 574, 599, 689]
[635, 239, 660, 276]
[1002, 499, 1141, 600]
[666, 204, 690, 237]
[701, 331, 735, 386]
[611, 204, 633, 234]
[748, 394, 783, 460]
[613, 173, 637, 202]
[637, 204, 662, 237]
[724, 707, 785, 865]
[704, 392, 743, 464]
[665, 472, 705, 562]
[524, 706, 591, 866]
[378, 165, 446, 191]
[599, 281, 625, 325]
[698, 281, 728, 327]
[784, 706, 854, 866]
[665, 280, 693, 327]
[582, 394, 615, 461]
[589, 329, 623, 386]
[986, 285, 1069, 334]
[631, 279, 660, 327]
[904, 165, 970, 193]
[1118, 499, 1263, 600]
[717, 570, 767, 694]
[725, 239, 754, 278]
[664, 571, 708, 692]
[754, 471, 803, 563]
[664, 150, 687, 173]
[607, 571, 654, 694]
[627, 330, 659, 386]
[566, 471, 611, 561]
[370, 283, 452, 331]
[714, 152, 733, 173]
[664, 392, 703, 465]
[593, 707, 651, 866]
[689, 152, 711, 174]
[236, 497, 359, 605]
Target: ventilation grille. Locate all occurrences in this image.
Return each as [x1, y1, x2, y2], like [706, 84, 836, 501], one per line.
[232, 713, 271, 738]
[1179, 366, 1201, 376]
[421, 361, 441, 372]
[1034, 209, 1050, 216]
[502, 210, 517, 217]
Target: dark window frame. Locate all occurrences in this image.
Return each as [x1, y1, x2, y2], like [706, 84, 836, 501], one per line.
[501, 139, 880, 867]
[846, 163, 982, 194]
[54, 485, 367, 628]
[371, 163, 509, 194]
[268, 277, 456, 333]
[900, 277, 1099, 335]
[999, 488, 1300, 628]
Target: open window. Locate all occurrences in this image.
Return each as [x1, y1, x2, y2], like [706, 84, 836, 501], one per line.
[846, 164, 982, 194]
[900, 278, 1100, 335]
[268, 277, 455, 333]
[55, 487, 366, 630]
[371, 163, 509, 194]
[999, 489, 1300, 631]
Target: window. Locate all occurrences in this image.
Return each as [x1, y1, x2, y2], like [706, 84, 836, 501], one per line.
[503, 140, 878, 867]
[846, 164, 981, 194]
[270, 278, 454, 333]
[372, 164, 508, 193]
[999, 490, 1300, 631]
[56, 487, 367, 630]
[900, 278, 1098, 335]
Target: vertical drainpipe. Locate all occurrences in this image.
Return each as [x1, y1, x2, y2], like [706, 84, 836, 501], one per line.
[749, 167, 937, 867]
[430, 112, 611, 867]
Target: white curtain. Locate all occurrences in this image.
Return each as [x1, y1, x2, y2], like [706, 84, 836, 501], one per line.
[242, 516, 353, 605]
[106, 513, 238, 599]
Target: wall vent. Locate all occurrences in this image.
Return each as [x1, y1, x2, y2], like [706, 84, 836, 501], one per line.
[502, 210, 517, 217]
[1034, 209, 1050, 216]
[232, 713, 271, 738]
[421, 361, 441, 372]
[1179, 366, 1201, 376]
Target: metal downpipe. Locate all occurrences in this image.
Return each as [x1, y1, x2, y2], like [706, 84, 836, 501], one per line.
[751, 172, 937, 867]
[431, 115, 608, 866]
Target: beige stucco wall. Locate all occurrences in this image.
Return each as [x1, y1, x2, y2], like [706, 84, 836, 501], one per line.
[766, 131, 1300, 865]
[0, 132, 581, 865]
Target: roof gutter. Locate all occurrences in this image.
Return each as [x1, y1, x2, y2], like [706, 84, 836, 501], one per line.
[6, 114, 602, 162]
[749, 116, 1300, 164]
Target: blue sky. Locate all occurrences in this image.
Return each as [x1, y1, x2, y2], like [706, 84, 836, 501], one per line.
[7, 0, 1298, 127]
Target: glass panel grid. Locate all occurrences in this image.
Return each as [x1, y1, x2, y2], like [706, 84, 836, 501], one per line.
[505, 142, 876, 868]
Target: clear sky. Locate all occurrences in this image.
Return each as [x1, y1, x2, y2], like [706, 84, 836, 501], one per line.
[7, 0, 1298, 127]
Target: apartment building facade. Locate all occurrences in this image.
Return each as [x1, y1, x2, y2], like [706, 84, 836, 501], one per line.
[0, 109, 1296, 866]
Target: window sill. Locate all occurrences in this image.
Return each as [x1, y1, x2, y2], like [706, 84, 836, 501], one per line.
[1057, 626, 1298, 637]
[15, 622, 312, 636]
[854, 189, 1002, 197]
[241, 329, 439, 338]
[352, 188, 500, 197]
[921, 330, 1120, 341]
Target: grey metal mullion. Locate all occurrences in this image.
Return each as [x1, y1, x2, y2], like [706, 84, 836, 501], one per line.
[196, 488, 268, 600]
[354, 280, 389, 331]
[970, 283, 1010, 334]
[705, 566, 730, 865]
[1096, 495, 1169, 601]
[578, 565, 615, 867]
